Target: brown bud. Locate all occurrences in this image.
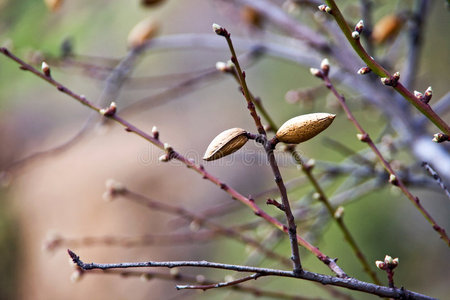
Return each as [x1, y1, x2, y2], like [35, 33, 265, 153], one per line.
[44, 0, 63, 12]
[127, 18, 159, 48]
[203, 128, 248, 161]
[372, 14, 405, 45]
[240, 5, 263, 28]
[276, 113, 336, 144]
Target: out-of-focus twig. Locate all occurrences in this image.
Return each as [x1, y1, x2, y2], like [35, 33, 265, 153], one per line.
[421, 162, 449, 199]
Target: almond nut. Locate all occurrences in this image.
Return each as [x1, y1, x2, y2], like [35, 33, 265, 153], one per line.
[203, 128, 248, 161]
[44, 0, 63, 12]
[276, 113, 335, 144]
[372, 14, 405, 45]
[127, 18, 159, 49]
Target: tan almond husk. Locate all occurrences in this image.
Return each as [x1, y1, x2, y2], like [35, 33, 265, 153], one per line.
[203, 128, 248, 161]
[44, 0, 63, 12]
[372, 14, 405, 45]
[276, 113, 335, 144]
[127, 18, 159, 49]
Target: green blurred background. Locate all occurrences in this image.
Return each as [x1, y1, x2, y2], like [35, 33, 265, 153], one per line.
[0, 0, 449, 299]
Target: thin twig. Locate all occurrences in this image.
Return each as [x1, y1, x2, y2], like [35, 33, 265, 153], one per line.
[323, 0, 449, 135]
[315, 65, 450, 246]
[402, 0, 431, 90]
[220, 53, 379, 281]
[44, 232, 217, 251]
[0, 46, 346, 276]
[68, 250, 435, 300]
[176, 273, 262, 290]
[289, 148, 381, 285]
[216, 25, 302, 274]
[91, 269, 323, 300]
[421, 162, 450, 199]
[2, 45, 146, 175]
[115, 188, 292, 267]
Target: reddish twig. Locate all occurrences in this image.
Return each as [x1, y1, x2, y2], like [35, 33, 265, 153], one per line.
[0, 46, 347, 276]
[214, 24, 303, 274]
[110, 187, 292, 267]
[323, 0, 449, 135]
[312, 62, 449, 246]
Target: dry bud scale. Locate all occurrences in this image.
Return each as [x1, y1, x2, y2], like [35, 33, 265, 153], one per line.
[203, 128, 248, 161]
[275, 113, 336, 144]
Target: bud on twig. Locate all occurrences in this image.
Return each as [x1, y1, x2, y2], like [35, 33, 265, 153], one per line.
[351, 31, 360, 40]
[357, 133, 369, 142]
[100, 102, 117, 117]
[159, 154, 170, 162]
[212, 23, 228, 36]
[375, 260, 385, 270]
[318, 4, 332, 14]
[355, 20, 364, 33]
[423, 86, 432, 103]
[41, 61, 51, 77]
[392, 72, 400, 81]
[432, 133, 449, 143]
[357, 67, 371, 75]
[320, 58, 330, 76]
[164, 143, 173, 153]
[380, 72, 399, 87]
[152, 126, 159, 139]
[375, 255, 399, 270]
[216, 61, 234, 73]
[389, 174, 398, 186]
[334, 206, 344, 219]
[310, 68, 323, 79]
[414, 90, 423, 100]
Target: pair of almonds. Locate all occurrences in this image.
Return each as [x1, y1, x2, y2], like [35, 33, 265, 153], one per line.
[203, 113, 335, 161]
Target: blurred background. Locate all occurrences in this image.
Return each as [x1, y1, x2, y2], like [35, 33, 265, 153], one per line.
[0, 0, 449, 299]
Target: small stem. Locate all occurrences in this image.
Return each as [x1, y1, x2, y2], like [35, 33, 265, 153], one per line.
[387, 269, 395, 289]
[176, 273, 262, 290]
[93, 269, 318, 300]
[223, 31, 266, 135]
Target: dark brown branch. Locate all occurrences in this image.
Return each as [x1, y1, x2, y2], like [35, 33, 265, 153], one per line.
[68, 250, 435, 300]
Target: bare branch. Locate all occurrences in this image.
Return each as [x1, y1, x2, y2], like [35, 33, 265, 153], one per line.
[68, 250, 436, 300]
